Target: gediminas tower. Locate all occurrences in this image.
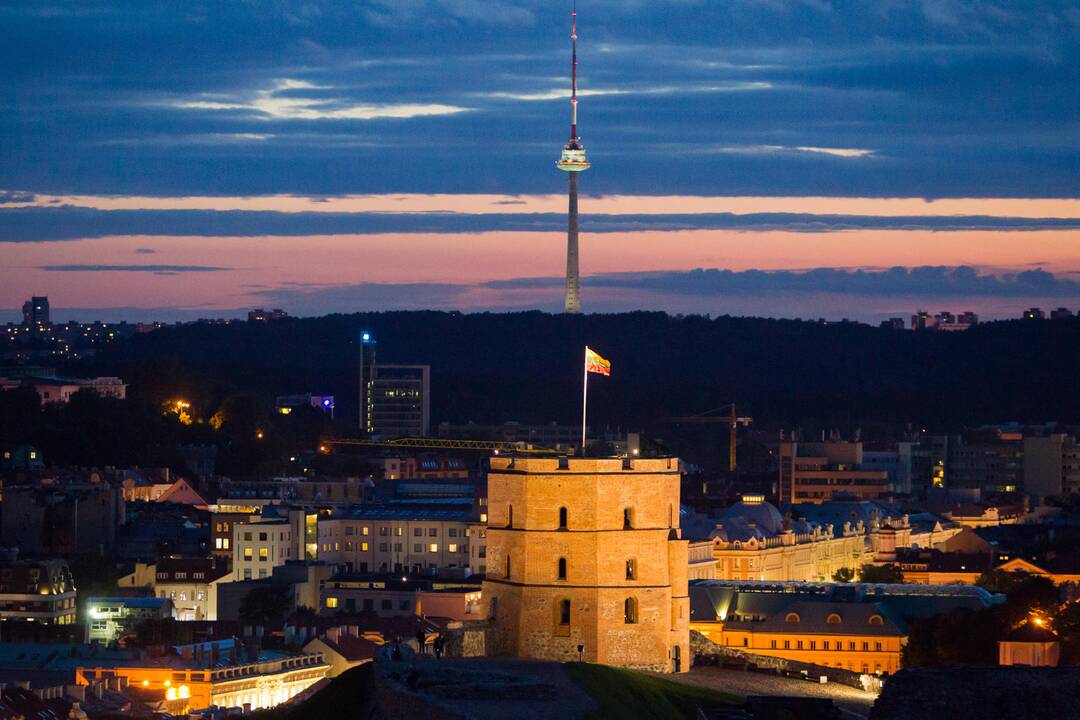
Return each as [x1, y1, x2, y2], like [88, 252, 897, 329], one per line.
[556, 2, 590, 314]
[482, 456, 691, 673]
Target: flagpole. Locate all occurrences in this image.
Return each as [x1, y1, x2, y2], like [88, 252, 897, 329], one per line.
[581, 346, 589, 454]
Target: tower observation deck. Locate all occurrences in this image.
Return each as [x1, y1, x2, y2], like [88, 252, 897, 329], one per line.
[557, 2, 590, 314]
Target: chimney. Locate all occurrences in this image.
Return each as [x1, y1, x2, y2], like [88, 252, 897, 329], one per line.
[325, 627, 340, 644]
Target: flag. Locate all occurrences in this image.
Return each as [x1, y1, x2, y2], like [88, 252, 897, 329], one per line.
[585, 347, 611, 376]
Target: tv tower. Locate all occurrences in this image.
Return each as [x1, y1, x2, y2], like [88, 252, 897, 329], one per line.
[556, 1, 590, 314]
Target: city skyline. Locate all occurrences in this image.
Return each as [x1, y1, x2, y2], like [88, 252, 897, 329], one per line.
[2, 1, 1079, 321]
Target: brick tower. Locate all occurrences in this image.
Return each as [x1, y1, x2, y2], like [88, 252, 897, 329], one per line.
[482, 456, 690, 672]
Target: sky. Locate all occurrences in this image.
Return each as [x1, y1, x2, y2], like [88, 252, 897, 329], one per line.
[2, 0, 1079, 323]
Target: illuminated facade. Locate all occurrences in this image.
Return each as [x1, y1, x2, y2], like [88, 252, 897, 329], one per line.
[0, 558, 76, 624]
[483, 456, 690, 673]
[779, 441, 891, 504]
[232, 518, 294, 581]
[690, 580, 1000, 675]
[76, 644, 329, 714]
[85, 596, 174, 643]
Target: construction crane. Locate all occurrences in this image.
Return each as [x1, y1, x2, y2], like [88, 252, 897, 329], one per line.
[660, 404, 752, 472]
[320, 437, 560, 455]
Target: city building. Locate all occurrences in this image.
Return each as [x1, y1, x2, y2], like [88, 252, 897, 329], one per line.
[483, 456, 690, 673]
[998, 621, 1061, 667]
[302, 626, 381, 677]
[0, 558, 77, 624]
[232, 517, 295, 581]
[690, 580, 1001, 675]
[76, 640, 329, 714]
[152, 558, 233, 621]
[275, 393, 335, 418]
[247, 308, 289, 322]
[85, 597, 175, 643]
[364, 364, 430, 437]
[0, 371, 127, 404]
[1024, 434, 1080, 498]
[1023, 307, 1045, 320]
[778, 442, 892, 504]
[911, 310, 978, 331]
[1, 480, 124, 555]
[1050, 307, 1074, 320]
[314, 506, 480, 576]
[321, 575, 483, 620]
[371, 456, 470, 481]
[21, 296, 50, 328]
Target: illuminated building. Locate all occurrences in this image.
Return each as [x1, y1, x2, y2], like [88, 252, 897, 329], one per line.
[21, 296, 50, 328]
[152, 558, 233, 621]
[483, 456, 690, 673]
[998, 620, 1061, 667]
[76, 641, 328, 714]
[364, 364, 430, 438]
[0, 558, 77, 624]
[555, 3, 591, 313]
[247, 308, 289, 322]
[779, 441, 891, 504]
[84, 596, 174, 643]
[320, 575, 483, 620]
[690, 580, 1001, 675]
[232, 516, 294, 581]
[275, 393, 335, 419]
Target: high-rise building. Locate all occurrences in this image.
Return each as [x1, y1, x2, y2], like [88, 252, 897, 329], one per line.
[21, 296, 49, 328]
[365, 364, 430, 437]
[555, 4, 591, 314]
[483, 456, 690, 672]
[778, 441, 892, 504]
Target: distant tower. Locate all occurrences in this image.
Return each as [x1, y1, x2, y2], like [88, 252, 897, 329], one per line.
[556, 2, 590, 314]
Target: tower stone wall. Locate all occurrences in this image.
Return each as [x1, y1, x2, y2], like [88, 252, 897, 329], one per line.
[481, 456, 690, 672]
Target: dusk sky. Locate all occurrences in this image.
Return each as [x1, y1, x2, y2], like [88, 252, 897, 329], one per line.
[2, 0, 1079, 322]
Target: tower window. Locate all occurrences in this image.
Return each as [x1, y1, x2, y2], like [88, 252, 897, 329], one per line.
[505, 555, 511, 579]
[558, 507, 568, 530]
[558, 557, 567, 581]
[624, 597, 638, 624]
[625, 558, 636, 581]
[507, 505, 513, 529]
[559, 599, 571, 626]
[623, 508, 634, 529]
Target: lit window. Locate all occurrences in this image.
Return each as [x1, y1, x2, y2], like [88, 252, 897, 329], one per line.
[448, 544, 458, 553]
[243, 548, 253, 560]
[361, 543, 369, 552]
[258, 547, 269, 559]
[326, 597, 338, 609]
[429, 544, 439, 553]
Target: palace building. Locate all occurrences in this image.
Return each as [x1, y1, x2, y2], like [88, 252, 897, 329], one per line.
[482, 456, 690, 672]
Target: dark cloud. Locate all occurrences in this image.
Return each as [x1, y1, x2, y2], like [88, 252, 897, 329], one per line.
[1, 207, 1077, 242]
[35, 264, 233, 272]
[0, 1, 1076, 197]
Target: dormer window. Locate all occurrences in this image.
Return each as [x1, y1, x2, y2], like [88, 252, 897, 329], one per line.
[827, 613, 842, 624]
[785, 612, 800, 623]
[869, 614, 884, 626]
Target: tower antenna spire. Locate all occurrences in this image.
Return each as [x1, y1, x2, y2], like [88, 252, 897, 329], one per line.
[557, 0, 590, 315]
[570, 0, 578, 140]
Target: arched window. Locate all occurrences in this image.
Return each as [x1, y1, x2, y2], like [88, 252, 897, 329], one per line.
[827, 613, 842, 624]
[558, 599, 571, 626]
[507, 504, 513, 528]
[557, 557, 567, 581]
[785, 612, 800, 623]
[668, 504, 673, 528]
[625, 558, 637, 580]
[624, 597, 638, 624]
[489, 596, 498, 620]
[505, 555, 511, 579]
[869, 614, 884, 626]
[623, 507, 634, 529]
[558, 507, 568, 530]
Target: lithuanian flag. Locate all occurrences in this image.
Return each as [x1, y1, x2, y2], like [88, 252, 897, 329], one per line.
[585, 347, 611, 376]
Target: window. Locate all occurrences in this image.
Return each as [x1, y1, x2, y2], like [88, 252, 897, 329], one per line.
[396, 527, 403, 536]
[770, 640, 777, 649]
[449, 528, 458, 538]
[414, 528, 422, 537]
[849, 642, 856, 651]
[668, 504, 674, 528]
[558, 507, 568, 530]
[400, 600, 410, 611]
[624, 597, 638, 624]
[346, 527, 354, 536]
[507, 505, 513, 528]
[326, 597, 338, 609]
[429, 544, 439, 553]
[558, 599, 571, 625]
[448, 543, 459, 553]
[784, 640, 791, 649]
[823, 641, 830, 650]
[810, 641, 816, 650]
[361, 542, 369, 552]
[244, 532, 252, 541]
[381, 599, 392, 610]
[258, 547, 269, 560]
[797, 640, 803, 649]
[505, 555, 511, 579]
[379, 543, 388, 552]
[869, 614, 884, 626]
[380, 527, 388, 536]
[862, 642, 869, 651]
[259, 532, 267, 541]
[428, 528, 438, 537]
[785, 612, 800, 623]
[243, 548, 253, 560]
[413, 543, 422, 553]
[557, 558, 567, 581]
[623, 508, 634, 529]
[362, 526, 370, 536]
[827, 613, 842, 624]
[258, 569, 267, 578]
[875, 642, 882, 652]
[395, 543, 402, 552]
[626, 559, 637, 580]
